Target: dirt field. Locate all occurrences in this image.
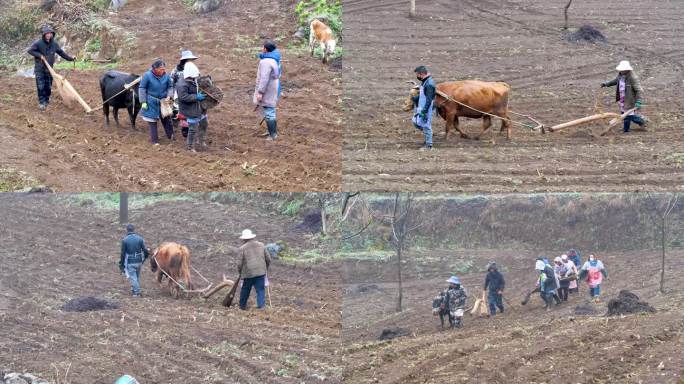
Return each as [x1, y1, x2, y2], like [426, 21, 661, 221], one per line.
[0, 0, 341, 192]
[342, 0, 684, 192]
[0, 194, 342, 383]
[342, 249, 684, 383]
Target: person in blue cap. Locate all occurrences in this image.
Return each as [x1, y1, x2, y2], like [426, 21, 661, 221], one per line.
[119, 224, 150, 297]
[443, 276, 468, 328]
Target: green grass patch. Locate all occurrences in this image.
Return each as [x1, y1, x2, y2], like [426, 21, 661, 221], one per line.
[0, 168, 40, 192]
[280, 199, 305, 216]
[54, 59, 118, 71]
[59, 193, 198, 210]
[294, 0, 342, 37]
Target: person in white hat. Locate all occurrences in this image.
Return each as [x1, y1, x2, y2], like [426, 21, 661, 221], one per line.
[601, 60, 646, 133]
[442, 276, 467, 328]
[237, 229, 271, 310]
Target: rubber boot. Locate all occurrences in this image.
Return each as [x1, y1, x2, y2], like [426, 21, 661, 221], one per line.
[266, 119, 278, 140]
[198, 118, 208, 150]
[186, 124, 196, 152]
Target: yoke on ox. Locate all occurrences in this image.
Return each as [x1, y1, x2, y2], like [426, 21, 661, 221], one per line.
[151, 242, 233, 299]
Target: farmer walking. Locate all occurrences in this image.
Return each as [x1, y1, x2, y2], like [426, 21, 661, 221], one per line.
[445, 276, 468, 328]
[119, 224, 149, 297]
[579, 254, 608, 303]
[176, 61, 207, 152]
[561, 254, 579, 294]
[601, 60, 646, 133]
[553, 256, 572, 301]
[254, 41, 281, 140]
[171, 51, 206, 145]
[139, 59, 174, 145]
[237, 229, 271, 310]
[412, 65, 436, 151]
[536, 259, 560, 311]
[27, 25, 76, 110]
[483, 262, 505, 317]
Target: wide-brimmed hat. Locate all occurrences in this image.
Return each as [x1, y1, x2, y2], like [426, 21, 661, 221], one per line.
[554, 256, 562, 263]
[446, 276, 461, 285]
[561, 254, 569, 261]
[180, 50, 199, 61]
[240, 229, 256, 240]
[616, 60, 633, 71]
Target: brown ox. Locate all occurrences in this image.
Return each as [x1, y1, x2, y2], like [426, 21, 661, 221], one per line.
[404, 80, 511, 140]
[310, 19, 337, 64]
[150, 242, 193, 298]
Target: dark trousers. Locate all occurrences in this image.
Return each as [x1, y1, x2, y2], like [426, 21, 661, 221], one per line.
[35, 68, 53, 105]
[487, 290, 504, 316]
[558, 286, 569, 301]
[239, 275, 266, 309]
[148, 118, 173, 144]
[623, 114, 644, 132]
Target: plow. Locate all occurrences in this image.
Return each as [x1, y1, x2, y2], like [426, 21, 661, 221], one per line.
[427, 84, 641, 137]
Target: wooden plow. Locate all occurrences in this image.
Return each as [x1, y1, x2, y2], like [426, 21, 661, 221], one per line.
[153, 255, 235, 299]
[544, 108, 637, 136]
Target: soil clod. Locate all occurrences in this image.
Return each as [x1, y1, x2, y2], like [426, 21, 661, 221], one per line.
[62, 296, 119, 312]
[378, 327, 410, 341]
[606, 290, 656, 316]
[565, 25, 607, 44]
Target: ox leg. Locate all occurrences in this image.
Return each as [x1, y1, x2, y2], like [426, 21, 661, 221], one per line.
[113, 107, 120, 127]
[500, 115, 511, 140]
[451, 115, 468, 139]
[103, 103, 110, 128]
[476, 116, 492, 140]
[128, 105, 137, 130]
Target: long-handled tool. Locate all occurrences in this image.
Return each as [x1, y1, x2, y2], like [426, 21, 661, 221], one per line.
[41, 57, 92, 113]
[521, 286, 541, 306]
[222, 273, 241, 307]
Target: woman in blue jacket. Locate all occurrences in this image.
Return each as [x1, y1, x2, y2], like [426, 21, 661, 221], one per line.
[139, 59, 174, 145]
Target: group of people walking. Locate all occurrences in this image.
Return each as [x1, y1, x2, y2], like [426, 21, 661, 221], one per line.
[436, 250, 609, 330]
[27, 26, 283, 150]
[535, 250, 608, 310]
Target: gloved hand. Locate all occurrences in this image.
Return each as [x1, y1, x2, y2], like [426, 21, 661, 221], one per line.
[196, 92, 206, 101]
[141, 102, 148, 110]
[419, 111, 427, 122]
[635, 100, 642, 109]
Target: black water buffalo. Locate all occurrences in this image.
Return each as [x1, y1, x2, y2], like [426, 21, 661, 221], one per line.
[99, 70, 140, 129]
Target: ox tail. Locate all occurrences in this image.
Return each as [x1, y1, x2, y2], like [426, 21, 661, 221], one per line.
[180, 245, 193, 290]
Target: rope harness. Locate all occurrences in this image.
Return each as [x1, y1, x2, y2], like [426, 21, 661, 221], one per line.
[152, 255, 211, 294]
[434, 89, 543, 131]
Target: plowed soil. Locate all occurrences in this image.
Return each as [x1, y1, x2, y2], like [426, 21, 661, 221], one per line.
[342, 249, 684, 383]
[342, 0, 684, 192]
[0, 194, 342, 383]
[0, 0, 341, 192]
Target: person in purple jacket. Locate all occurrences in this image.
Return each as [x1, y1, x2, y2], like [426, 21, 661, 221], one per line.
[253, 41, 281, 140]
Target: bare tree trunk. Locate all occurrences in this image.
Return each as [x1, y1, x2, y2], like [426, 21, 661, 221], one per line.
[409, 0, 416, 18]
[397, 237, 403, 312]
[563, 0, 573, 30]
[660, 216, 666, 293]
[319, 196, 327, 235]
[119, 192, 129, 225]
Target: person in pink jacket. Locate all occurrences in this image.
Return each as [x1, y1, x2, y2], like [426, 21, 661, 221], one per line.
[578, 254, 608, 303]
[561, 254, 578, 294]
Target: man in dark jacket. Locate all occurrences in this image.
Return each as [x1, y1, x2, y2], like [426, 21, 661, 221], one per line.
[237, 229, 271, 310]
[535, 259, 560, 310]
[412, 65, 436, 150]
[119, 224, 150, 297]
[176, 61, 206, 152]
[483, 262, 505, 316]
[27, 25, 75, 110]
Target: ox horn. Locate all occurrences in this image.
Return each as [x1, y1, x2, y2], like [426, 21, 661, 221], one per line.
[200, 275, 235, 299]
